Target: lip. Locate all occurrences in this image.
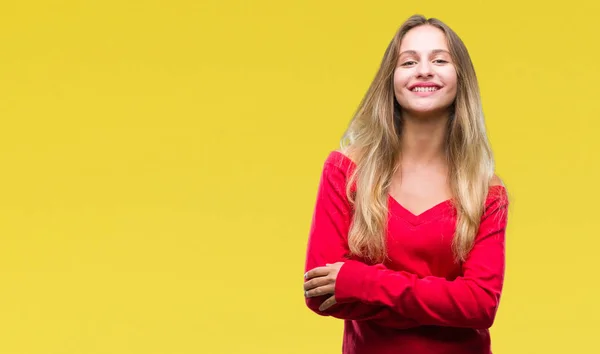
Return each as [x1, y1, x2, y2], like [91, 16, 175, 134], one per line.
[408, 82, 442, 90]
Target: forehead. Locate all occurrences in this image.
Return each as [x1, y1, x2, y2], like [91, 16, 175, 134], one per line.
[399, 25, 449, 53]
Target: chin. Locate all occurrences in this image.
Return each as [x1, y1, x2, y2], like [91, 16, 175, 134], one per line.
[403, 105, 452, 118]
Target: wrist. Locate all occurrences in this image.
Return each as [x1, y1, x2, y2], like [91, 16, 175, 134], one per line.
[335, 260, 370, 303]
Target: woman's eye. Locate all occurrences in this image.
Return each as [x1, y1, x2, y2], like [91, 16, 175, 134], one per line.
[433, 59, 448, 64]
[401, 61, 417, 66]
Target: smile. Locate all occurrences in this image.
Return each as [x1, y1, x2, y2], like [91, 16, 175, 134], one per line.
[411, 86, 440, 92]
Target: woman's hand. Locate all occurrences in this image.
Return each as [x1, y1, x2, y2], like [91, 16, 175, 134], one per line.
[304, 262, 344, 311]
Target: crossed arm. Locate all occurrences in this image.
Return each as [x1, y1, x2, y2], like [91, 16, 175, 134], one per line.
[303, 160, 508, 329]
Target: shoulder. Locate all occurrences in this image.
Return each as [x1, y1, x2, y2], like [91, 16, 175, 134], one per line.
[490, 174, 504, 187]
[334, 148, 357, 164]
[485, 174, 509, 211]
[488, 174, 506, 198]
[318, 150, 357, 188]
[323, 149, 356, 171]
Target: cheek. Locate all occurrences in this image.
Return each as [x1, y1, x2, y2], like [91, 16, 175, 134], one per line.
[393, 71, 410, 96]
[442, 70, 458, 93]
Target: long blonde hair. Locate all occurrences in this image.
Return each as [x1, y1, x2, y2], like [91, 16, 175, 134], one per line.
[341, 14, 494, 264]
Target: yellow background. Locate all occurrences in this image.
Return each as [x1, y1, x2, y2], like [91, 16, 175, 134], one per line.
[0, 0, 598, 353]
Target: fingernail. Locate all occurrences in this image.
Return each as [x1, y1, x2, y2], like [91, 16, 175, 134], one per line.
[304, 272, 307, 279]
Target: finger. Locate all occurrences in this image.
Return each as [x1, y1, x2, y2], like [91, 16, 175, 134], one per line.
[304, 284, 334, 298]
[319, 295, 337, 311]
[303, 276, 330, 291]
[304, 266, 330, 280]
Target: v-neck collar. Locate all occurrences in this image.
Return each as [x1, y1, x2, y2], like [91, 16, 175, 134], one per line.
[388, 195, 453, 226]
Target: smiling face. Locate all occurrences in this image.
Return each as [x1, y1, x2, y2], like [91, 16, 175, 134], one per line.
[393, 25, 458, 118]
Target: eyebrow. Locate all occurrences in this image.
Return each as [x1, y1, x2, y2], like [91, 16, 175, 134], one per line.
[399, 49, 450, 56]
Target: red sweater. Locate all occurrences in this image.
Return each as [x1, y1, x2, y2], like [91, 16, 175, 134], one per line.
[304, 151, 509, 354]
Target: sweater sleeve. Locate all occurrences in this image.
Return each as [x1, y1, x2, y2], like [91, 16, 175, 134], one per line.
[334, 191, 509, 329]
[304, 154, 419, 328]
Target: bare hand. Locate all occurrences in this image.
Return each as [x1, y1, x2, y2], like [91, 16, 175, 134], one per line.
[304, 262, 344, 311]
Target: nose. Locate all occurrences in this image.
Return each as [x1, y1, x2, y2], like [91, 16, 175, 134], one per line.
[416, 61, 433, 78]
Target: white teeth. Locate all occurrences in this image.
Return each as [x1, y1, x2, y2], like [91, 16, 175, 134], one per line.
[412, 86, 439, 92]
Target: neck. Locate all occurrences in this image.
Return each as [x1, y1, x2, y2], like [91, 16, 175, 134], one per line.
[399, 110, 449, 167]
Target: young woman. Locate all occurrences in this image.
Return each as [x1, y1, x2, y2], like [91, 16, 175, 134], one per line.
[303, 15, 509, 354]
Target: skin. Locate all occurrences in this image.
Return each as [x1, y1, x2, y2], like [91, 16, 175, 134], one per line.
[304, 25, 500, 312]
[389, 24, 458, 216]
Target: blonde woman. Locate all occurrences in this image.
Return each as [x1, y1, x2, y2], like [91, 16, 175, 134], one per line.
[303, 14, 509, 354]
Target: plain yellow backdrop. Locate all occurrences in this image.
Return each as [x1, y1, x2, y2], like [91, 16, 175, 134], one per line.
[0, 0, 599, 353]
